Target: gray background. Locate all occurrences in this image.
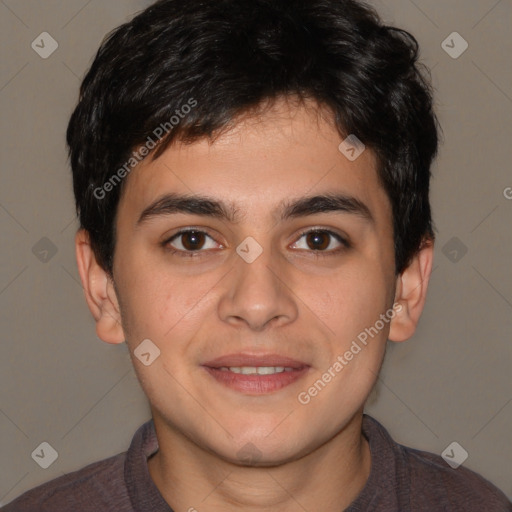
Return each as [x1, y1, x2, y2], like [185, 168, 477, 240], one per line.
[1, 0, 511, 505]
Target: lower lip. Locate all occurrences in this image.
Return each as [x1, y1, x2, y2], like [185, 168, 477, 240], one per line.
[202, 366, 310, 394]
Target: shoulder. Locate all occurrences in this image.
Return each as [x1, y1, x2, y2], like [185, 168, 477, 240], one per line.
[400, 441, 511, 511]
[360, 415, 511, 512]
[1, 452, 131, 512]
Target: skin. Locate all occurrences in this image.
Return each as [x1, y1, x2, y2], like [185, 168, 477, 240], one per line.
[76, 98, 433, 511]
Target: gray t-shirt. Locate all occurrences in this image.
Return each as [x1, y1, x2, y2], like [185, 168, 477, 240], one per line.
[2, 414, 511, 511]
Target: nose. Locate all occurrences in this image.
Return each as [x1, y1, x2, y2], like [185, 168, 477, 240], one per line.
[217, 245, 298, 331]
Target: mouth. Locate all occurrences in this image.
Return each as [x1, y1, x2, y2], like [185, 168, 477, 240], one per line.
[201, 353, 311, 394]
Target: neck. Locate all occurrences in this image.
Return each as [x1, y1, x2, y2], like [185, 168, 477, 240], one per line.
[148, 411, 371, 512]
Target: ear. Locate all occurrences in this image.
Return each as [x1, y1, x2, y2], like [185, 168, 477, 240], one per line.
[388, 239, 434, 342]
[75, 229, 125, 344]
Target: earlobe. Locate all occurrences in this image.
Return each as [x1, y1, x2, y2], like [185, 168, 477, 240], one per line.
[388, 239, 434, 343]
[75, 229, 125, 344]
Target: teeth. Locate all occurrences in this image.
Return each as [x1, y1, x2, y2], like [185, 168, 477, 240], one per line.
[225, 366, 292, 375]
[256, 366, 285, 375]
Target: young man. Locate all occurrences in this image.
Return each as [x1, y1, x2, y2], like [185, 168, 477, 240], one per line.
[4, 0, 511, 510]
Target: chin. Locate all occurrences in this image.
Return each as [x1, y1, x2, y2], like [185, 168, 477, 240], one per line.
[208, 423, 314, 467]
[217, 440, 308, 468]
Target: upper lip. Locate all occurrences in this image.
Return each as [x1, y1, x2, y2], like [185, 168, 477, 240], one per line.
[202, 353, 309, 369]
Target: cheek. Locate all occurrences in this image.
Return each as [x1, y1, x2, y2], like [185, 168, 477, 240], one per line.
[306, 265, 391, 339]
[117, 264, 220, 347]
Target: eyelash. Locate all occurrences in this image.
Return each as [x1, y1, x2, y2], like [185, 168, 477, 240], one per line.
[161, 228, 350, 258]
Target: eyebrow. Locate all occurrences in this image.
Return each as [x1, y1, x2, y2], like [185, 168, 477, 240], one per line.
[136, 192, 374, 225]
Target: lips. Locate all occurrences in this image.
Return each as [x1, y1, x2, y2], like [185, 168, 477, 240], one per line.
[202, 353, 308, 369]
[202, 353, 311, 394]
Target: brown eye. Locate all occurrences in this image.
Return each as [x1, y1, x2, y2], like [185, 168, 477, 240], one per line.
[180, 230, 206, 250]
[305, 231, 331, 250]
[291, 229, 348, 254]
[166, 229, 219, 253]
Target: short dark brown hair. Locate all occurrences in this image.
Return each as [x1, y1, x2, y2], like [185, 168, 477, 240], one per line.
[67, 0, 439, 276]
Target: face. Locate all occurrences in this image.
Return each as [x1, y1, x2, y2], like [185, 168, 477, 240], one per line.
[109, 99, 399, 464]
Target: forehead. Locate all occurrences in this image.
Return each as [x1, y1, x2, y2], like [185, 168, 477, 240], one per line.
[118, 99, 390, 226]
